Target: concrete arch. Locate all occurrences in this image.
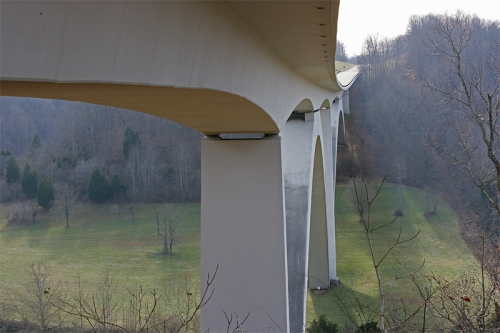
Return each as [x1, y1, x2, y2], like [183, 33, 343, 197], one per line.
[320, 98, 331, 110]
[307, 136, 330, 290]
[281, 107, 335, 332]
[338, 110, 346, 146]
[0, 81, 278, 135]
[293, 98, 315, 113]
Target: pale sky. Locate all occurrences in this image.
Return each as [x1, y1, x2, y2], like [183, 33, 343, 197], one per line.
[337, 0, 500, 57]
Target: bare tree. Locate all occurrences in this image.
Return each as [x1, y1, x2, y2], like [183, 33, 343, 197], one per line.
[420, 189, 440, 217]
[139, 147, 161, 202]
[352, 177, 420, 331]
[74, 158, 104, 196]
[53, 265, 218, 333]
[425, 11, 500, 219]
[393, 156, 407, 216]
[401, 230, 500, 332]
[125, 145, 140, 204]
[4, 200, 35, 225]
[344, 175, 370, 220]
[12, 263, 66, 332]
[159, 205, 188, 255]
[54, 183, 76, 228]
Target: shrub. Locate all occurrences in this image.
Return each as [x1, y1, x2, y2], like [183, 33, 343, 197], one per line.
[307, 315, 339, 333]
[37, 178, 54, 210]
[356, 321, 382, 333]
[21, 163, 37, 199]
[4, 201, 35, 225]
[88, 169, 110, 203]
[5, 156, 20, 184]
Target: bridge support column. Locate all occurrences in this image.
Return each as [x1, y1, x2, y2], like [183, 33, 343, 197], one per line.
[200, 136, 289, 333]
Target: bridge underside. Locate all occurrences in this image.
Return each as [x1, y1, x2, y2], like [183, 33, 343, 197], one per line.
[0, 80, 278, 135]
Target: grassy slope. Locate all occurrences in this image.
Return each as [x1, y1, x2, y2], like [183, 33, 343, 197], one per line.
[0, 185, 475, 326]
[306, 184, 476, 326]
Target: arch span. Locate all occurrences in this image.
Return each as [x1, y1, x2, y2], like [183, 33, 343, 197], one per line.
[0, 81, 278, 135]
[338, 110, 346, 145]
[308, 136, 330, 290]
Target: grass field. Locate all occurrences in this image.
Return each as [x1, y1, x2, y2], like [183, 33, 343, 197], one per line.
[0, 185, 476, 328]
[306, 184, 476, 326]
[0, 203, 201, 296]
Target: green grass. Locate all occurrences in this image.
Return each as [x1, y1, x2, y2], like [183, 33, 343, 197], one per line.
[0, 202, 200, 296]
[335, 60, 357, 71]
[0, 185, 476, 328]
[306, 184, 476, 326]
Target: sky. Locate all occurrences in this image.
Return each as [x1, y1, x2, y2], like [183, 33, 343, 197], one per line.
[337, 0, 500, 57]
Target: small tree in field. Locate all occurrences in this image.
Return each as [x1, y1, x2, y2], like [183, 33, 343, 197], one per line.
[159, 205, 188, 255]
[88, 169, 110, 203]
[6, 156, 20, 184]
[37, 177, 55, 210]
[55, 183, 76, 228]
[21, 163, 38, 199]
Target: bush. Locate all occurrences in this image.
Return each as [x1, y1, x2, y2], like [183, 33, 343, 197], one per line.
[5, 156, 20, 185]
[4, 201, 35, 225]
[88, 169, 110, 203]
[307, 315, 339, 333]
[394, 208, 404, 216]
[37, 178, 54, 210]
[21, 163, 37, 199]
[356, 321, 382, 333]
[110, 174, 126, 200]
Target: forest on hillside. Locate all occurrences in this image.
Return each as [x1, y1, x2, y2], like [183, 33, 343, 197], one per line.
[0, 98, 203, 207]
[337, 11, 499, 240]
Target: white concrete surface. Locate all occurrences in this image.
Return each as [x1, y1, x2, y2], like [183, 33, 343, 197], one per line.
[281, 105, 340, 331]
[200, 136, 289, 332]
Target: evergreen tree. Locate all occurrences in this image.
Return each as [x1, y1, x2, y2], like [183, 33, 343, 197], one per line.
[0, 150, 12, 177]
[122, 127, 140, 159]
[37, 177, 54, 210]
[110, 174, 126, 201]
[6, 156, 20, 184]
[21, 163, 38, 198]
[88, 169, 110, 203]
[31, 133, 42, 149]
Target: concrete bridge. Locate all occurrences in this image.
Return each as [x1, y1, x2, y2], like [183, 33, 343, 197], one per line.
[0, 1, 358, 331]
